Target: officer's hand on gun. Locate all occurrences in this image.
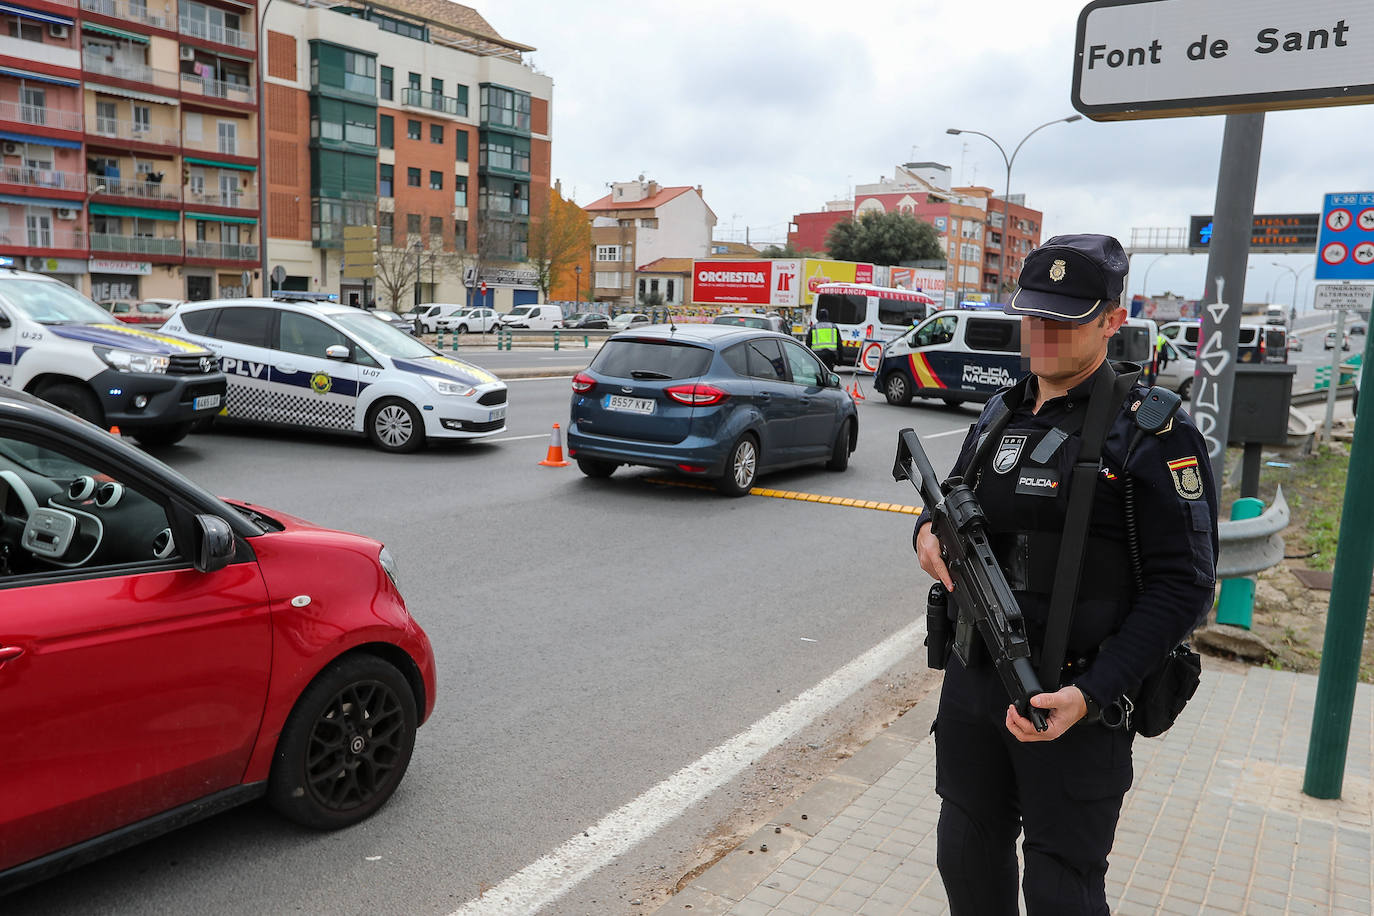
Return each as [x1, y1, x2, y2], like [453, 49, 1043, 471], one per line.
[914, 522, 952, 590]
[1005, 687, 1088, 743]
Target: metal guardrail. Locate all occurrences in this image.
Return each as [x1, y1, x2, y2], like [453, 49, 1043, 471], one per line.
[1216, 485, 1288, 579]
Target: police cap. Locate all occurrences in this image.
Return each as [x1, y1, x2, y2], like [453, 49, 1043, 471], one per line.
[1004, 233, 1128, 325]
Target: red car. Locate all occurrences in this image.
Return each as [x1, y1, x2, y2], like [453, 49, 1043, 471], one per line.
[104, 301, 172, 326]
[0, 386, 437, 894]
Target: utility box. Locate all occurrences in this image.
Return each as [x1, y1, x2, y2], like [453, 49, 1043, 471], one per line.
[1228, 363, 1296, 445]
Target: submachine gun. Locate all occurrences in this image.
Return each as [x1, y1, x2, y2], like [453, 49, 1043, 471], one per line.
[894, 427, 1048, 732]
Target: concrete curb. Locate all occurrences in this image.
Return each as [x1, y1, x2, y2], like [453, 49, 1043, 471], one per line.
[493, 368, 581, 380]
[657, 688, 942, 914]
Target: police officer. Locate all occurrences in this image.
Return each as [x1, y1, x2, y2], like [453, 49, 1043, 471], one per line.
[806, 308, 840, 370]
[914, 234, 1219, 915]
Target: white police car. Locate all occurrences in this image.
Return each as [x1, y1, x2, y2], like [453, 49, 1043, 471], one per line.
[0, 268, 225, 446]
[161, 298, 508, 452]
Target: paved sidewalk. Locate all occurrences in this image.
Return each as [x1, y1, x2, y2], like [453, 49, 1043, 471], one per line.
[664, 662, 1374, 915]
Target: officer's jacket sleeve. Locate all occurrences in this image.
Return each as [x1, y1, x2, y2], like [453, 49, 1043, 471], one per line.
[1076, 414, 1220, 706]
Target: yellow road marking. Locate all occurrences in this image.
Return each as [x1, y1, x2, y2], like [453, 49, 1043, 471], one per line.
[645, 478, 923, 514]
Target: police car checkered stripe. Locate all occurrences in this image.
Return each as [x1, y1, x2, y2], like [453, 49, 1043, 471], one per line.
[224, 376, 356, 431]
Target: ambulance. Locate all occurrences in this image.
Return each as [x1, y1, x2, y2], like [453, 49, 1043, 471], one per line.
[809, 283, 937, 366]
[0, 268, 225, 446]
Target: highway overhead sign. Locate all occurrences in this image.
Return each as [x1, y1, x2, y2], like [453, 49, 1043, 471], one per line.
[1314, 283, 1374, 310]
[1186, 213, 1319, 252]
[1074, 0, 1374, 121]
[1316, 192, 1374, 280]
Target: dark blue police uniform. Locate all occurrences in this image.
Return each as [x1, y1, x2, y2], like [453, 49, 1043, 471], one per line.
[914, 234, 1220, 915]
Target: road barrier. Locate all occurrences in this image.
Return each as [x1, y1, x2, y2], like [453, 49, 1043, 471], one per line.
[1215, 485, 1288, 583]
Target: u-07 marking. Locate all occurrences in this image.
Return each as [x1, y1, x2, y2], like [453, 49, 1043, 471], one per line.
[646, 478, 922, 514]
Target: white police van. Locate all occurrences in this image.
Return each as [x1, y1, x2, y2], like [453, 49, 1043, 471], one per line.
[161, 298, 508, 452]
[874, 309, 1159, 406]
[0, 269, 225, 446]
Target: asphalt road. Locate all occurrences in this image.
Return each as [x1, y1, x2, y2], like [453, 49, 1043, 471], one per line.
[7, 375, 974, 915]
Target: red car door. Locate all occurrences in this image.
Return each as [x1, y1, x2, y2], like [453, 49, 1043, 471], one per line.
[0, 562, 272, 873]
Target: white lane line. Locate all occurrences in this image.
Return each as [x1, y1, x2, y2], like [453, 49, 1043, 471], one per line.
[484, 434, 552, 443]
[922, 427, 968, 439]
[448, 617, 926, 916]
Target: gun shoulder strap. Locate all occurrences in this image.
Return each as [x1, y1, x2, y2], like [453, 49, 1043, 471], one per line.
[1037, 361, 1141, 690]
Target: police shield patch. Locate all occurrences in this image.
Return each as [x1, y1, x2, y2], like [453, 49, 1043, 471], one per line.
[993, 434, 1027, 474]
[1168, 456, 1203, 500]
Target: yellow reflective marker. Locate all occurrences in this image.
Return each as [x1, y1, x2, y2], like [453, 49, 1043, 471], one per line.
[644, 478, 922, 514]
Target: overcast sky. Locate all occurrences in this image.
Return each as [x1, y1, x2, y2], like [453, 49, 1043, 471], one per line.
[488, 0, 1370, 311]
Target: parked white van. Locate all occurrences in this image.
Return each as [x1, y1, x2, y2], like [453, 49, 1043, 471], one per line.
[810, 283, 937, 366]
[499, 304, 564, 330]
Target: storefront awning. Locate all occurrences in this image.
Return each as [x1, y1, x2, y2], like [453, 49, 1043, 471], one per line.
[0, 193, 76, 209]
[82, 23, 148, 43]
[183, 156, 257, 172]
[0, 4, 73, 26]
[0, 130, 82, 150]
[184, 212, 257, 224]
[89, 203, 180, 221]
[0, 66, 80, 88]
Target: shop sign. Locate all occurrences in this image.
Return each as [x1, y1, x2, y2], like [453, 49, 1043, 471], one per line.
[87, 259, 152, 276]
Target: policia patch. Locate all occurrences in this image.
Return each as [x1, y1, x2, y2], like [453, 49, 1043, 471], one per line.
[1168, 456, 1203, 500]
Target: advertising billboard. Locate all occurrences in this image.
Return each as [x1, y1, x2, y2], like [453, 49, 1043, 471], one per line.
[799, 258, 876, 307]
[889, 267, 947, 297]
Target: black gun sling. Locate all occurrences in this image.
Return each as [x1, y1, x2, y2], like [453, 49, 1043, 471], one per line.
[1036, 361, 1139, 691]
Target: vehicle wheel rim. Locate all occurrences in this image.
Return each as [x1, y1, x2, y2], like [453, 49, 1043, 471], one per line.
[889, 376, 906, 400]
[733, 440, 757, 488]
[376, 405, 413, 447]
[305, 679, 405, 812]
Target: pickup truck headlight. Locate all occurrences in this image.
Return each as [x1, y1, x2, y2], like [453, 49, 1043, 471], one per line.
[421, 375, 476, 397]
[94, 346, 170, 374]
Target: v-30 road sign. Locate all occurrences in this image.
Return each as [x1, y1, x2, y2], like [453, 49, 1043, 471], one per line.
[1316, 192, 1374, 281]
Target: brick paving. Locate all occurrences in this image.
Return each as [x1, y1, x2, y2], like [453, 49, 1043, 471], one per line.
[664, 665, 1374, 915]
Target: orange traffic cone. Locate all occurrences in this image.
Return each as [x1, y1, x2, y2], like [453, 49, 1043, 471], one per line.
[108, 425, 121, 436]
[538, 423, 570, 467]
[849, 377, 866, 401]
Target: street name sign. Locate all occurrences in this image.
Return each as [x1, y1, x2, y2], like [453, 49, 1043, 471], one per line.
[1314, 283, 1374, 310]
[1074, 0, 1374, 121]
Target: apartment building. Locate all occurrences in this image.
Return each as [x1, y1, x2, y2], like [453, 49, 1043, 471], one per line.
[262, 0, 551, 310]
[584, 177, 714, 307]
[955, 186, 1042, 297]
[0, 0, 261, 300]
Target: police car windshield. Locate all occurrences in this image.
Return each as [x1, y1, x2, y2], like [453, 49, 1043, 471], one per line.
[332, 311, 433, 358]
[0, 278, 116, 325]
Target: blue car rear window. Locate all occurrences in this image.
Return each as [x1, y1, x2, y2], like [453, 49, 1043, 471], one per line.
[591, 340, 712, 380]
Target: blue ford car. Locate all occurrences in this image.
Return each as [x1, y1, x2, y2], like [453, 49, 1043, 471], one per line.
[567, 325, 857, 495]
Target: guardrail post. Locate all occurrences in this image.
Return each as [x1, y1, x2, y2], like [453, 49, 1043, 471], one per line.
[553, 328, 560, 351]
[451, 332, 458, 352]
[1215, 497, 1264, 628]
[584, 334, 589, 348]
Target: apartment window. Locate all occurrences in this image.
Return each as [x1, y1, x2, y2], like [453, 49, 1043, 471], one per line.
[594, 271, 621, 289]
[431, 77, 443, 97]
[454, 219, 466, 247]
[406, 119, 420, 140]
[406, 212, 420, 234]
[20, 87, 43, 126]
[379, 164, 393, 197]
[194, 220, 207, 242]
[639, 218, 658, 228]
[430, 123, 443, 144]
[429, 216, 443, 239]
[26, 212, 51, 247]
[406, 167, 420, 187]
[379, 114, 393, 148]
[455, 84, 468, 115]
[666, 279, 675, 302]
[380, 66, 393, 100]
[188, 168, 205, 196]
[454, 176, 466, 208]
[429, 170, 442, 191]
[596, 245, 621, 262]
[96, 100, 117, 135]
[479, 85, 531, 131]
[408, 72, 420, 91]
[217, 120, 237, 155]
[343, 51, 375, 95]
[7, 18, 41, 41]
[455, 130, 468, 162]
[219, 172, 239, 206]
[378, 210, 393, 245]
[184, 111, 202, 141]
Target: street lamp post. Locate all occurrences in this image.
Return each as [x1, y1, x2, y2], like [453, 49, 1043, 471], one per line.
[1141, 254, 1166, 298]
[946, 115, 1082, 300]
[1272, 261, 1313, 323]
[413, 241, 423, 306]
[256, 0, 275, 296]
[574, 263, 581, 302]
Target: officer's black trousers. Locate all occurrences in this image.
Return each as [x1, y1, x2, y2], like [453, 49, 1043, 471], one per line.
[934, 656, 1134, 916]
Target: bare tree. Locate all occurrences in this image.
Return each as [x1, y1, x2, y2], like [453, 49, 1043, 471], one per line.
[374, 243, 418, 311]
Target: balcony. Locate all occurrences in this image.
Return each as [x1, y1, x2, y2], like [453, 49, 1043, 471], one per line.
[81, 0, 172, 30]
[179, 17, 254, 51]
[0, 100, 82, 133]
[90, 175, 181, 203]
[90, 233, 182, 256]
[83, 53, 181, 92]
[0, 226, 86, 250]
[186, 240, 258, 260]
[185, 188, 254, 209]
[180, 73, 255, 105]
[401, 88, 467, 117]
[0, 165, 84, 191]
[88, 117, 180, 146]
